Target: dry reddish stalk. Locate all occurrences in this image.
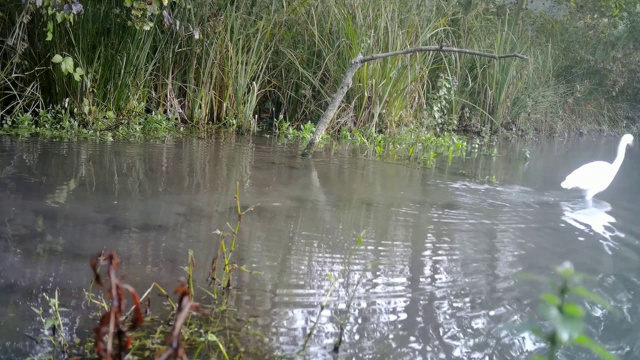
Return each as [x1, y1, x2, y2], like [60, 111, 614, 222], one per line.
[156, 281, 200, 360]
[91, 251, 144, 360]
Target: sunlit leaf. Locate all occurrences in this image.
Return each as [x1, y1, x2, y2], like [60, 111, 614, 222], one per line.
[75, 67, 85, 75]
[51, 54, 63, 63]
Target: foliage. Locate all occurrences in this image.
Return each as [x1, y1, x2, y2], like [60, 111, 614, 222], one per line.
[1, 0, 638, 144]
[29, 289, 71, 359]
[0, 108, 183, 140]
[524, 261, 617, 360]
[208, 181, 259, 297]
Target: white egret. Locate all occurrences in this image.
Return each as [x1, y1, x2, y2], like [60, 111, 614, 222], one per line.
[561, 134, 633, 200]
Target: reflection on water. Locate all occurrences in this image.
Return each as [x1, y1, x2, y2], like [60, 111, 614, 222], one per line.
[1, 135, 640, 359]
[561, 199, 625, 254]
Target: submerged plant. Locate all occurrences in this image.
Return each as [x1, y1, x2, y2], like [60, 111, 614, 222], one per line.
[300, 231, 379, 355]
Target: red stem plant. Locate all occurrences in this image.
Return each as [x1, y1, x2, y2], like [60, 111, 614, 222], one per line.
[90, 251, 144, 360]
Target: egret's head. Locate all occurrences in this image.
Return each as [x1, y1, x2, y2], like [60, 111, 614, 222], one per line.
[622, 134, 634, 147]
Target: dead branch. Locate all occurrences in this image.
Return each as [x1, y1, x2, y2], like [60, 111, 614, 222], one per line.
[301, 46, 528, 157]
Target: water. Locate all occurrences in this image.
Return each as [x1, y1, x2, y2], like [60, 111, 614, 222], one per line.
[1, 134, 639, 359]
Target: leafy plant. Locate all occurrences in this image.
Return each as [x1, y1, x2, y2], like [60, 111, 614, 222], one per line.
[29, 289, 70, 357]
[524, 261, 617, 360]
[208, 181, 259, 297]
[90, 251, 144, 359]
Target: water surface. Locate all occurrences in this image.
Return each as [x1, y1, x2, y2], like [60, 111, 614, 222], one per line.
[1, 134, 639, 359]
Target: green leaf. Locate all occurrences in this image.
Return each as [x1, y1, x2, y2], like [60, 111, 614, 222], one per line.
[574, 334, 618, 360]
[46, 31, 53, 41]
[540, 293, 561, 306]
[61, 57, 74, 75]
[51, 54, 63, 63]
[44, 318, 56, 330]
[75, 67, 85, 75]
[356, 231, 365, 247]
[562, 302, 585, 318]
[63, 56, 74, 70]
[56, 12, 64, 24]
[73, 73, 81, 82]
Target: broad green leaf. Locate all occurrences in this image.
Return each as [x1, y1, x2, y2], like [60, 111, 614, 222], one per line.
[75, 67, 85, 75]
[73, 73, 81, 82]
[51, 54, 63, 63]
[46, 31, 53, 41]
[574, 334, 618, 360]
[56, 12, 64, 24]
[63, 56, 74, 71]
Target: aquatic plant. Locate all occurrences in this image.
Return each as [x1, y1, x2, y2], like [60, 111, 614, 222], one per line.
[300, 231, 379, 355]
[28, 288, 71, 358]
[156, 281, 202, 360]
[208, 181, 259, 297]
[523, 261, 616, 360]
[90, 251, 144, 359]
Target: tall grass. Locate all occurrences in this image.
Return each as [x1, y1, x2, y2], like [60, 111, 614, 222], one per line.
[1, 0, 637, 138]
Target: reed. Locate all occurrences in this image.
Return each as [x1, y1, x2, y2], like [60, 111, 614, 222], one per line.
[1, 0, 637, 140]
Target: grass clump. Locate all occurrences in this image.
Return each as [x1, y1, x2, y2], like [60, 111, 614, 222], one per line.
[1, 0, 638, 144]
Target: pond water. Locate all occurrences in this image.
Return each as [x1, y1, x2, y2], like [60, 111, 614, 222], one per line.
[1, 134, 639, 359]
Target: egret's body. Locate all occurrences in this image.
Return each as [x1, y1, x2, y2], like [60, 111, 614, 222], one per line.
[561, 134, 633, 200]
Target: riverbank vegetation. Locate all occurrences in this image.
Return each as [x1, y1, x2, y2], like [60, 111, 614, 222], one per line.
[1, 0, 639, 146]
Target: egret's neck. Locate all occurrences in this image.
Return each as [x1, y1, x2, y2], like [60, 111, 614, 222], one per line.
[612, 141, 628, 169]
